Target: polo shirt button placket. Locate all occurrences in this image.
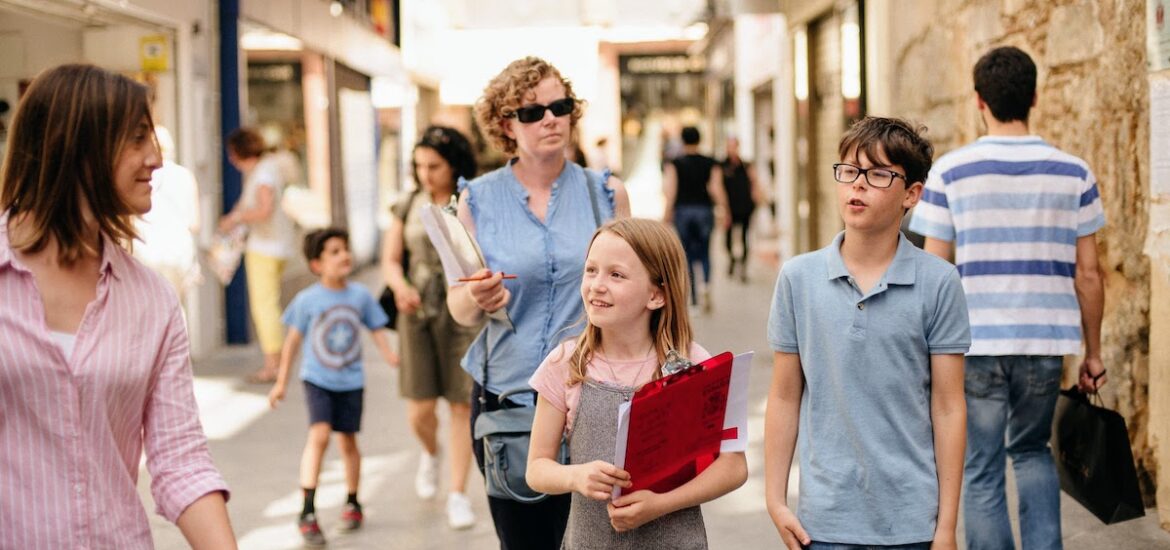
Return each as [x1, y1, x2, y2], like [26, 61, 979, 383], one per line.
[857, 302, 865, 310]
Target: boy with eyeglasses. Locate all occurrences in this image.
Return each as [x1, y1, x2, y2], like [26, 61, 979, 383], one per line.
[765, 116, 971, 550]
[910, 46, 1106, 550]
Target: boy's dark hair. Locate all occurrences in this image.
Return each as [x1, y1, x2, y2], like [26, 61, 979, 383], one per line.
[303, 227, 349, 265]
[681, 126, 701, 145]
[973, 46, 1036, 123]
[838, 116, 934, 186]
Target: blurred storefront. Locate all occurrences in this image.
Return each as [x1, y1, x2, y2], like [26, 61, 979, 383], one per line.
[695, 2, 788, 258]
[224, 0, 408, 344]
[0, 0, 222, 357]
[779, 0, 866, 255]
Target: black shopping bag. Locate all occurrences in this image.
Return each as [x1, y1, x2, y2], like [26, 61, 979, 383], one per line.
[1050, 386, 1144, 524]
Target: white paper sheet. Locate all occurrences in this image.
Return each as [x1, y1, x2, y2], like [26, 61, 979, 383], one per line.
[420, 204, 485, 284]
[612, 400, 633, 500]
[721, 351, 754, 452]
[419, 204, 513, 329]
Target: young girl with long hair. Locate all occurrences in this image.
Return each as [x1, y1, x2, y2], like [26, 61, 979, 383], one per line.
[526, 218, 747, 549]
[0, 63, 235, 548]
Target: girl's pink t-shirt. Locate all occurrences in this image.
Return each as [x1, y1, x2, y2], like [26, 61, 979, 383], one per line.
[528, 340, 712, 432]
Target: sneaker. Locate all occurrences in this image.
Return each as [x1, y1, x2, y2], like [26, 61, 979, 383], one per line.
[298, 513, 326, 547]
[415, 452, 439, 500]
[446, 492, 476, 530]
[701, 288, 713, 313]
[339, 503, 363, 531]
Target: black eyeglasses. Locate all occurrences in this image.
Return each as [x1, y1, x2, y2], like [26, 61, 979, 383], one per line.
[507, 98, 575, 124]
[832, 163, 907, 189]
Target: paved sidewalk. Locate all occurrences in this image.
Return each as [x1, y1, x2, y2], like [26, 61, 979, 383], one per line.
[141, 240, 1170, 549]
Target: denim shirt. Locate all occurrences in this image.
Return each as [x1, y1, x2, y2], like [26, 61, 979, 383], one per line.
[460, 161, 614, 402]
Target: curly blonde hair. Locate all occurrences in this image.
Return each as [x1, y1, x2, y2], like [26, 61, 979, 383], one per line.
[474, 57, 584, 156]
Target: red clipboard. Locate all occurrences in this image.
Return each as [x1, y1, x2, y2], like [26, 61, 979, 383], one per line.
[617, 351, 736, 496]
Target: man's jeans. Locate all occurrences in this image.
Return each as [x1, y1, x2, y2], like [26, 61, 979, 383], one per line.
[963, 355, 1064, 550]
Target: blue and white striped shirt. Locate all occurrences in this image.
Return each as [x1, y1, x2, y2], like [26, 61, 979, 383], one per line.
[909, 136, 1105, 356]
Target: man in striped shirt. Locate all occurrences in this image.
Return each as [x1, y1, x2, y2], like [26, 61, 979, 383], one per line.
[910, 46, 1107, 550]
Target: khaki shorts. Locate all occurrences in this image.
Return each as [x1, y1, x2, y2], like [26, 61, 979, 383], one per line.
[397, 309, 480, 403]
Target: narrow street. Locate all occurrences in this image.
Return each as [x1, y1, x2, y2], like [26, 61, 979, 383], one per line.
[141, 238, 1170, 549]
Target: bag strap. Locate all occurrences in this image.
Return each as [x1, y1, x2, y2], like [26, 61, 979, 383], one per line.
[584, 169, 602, 228]
[394, 190, 421, 284]
[480, 340, 490, 405]
[399, 189, 421, 223]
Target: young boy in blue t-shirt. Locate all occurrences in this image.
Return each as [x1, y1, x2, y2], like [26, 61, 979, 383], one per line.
[764, 117, 971, 550]
[268, 227, 398, 547]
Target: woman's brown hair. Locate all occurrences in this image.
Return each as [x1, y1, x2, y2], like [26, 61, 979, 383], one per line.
[226, 127, 266, 160]
[567, 218, 693, 386]
[0, 64, 155, 265]
[474, 56, 584, 156]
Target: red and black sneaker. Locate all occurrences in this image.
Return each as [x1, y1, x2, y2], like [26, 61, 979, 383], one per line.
[298, 513, 326, 547]
[339, 503, 363, 531]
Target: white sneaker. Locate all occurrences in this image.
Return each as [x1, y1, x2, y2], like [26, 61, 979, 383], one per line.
[446, 492, 476, 530]
[415, 452, 439, 500]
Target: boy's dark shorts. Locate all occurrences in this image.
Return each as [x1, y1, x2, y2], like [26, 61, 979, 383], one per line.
[304, 381, 364, 433]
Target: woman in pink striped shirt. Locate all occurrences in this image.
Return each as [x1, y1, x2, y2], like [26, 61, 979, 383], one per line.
[0, 64, 236, 549]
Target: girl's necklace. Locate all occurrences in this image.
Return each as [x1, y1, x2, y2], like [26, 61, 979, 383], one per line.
[599, 343, 656, 386]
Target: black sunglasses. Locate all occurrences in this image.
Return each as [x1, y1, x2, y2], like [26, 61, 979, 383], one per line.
[508, 98, 575, 124]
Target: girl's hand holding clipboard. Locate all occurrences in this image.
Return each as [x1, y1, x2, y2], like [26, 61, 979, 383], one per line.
[464, 268, 513, 313]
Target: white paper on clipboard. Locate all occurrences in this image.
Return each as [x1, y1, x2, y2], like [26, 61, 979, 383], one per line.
[611, 400, 633, 500]
[420, 203, 513, 329]
[721, 351, 753, 453]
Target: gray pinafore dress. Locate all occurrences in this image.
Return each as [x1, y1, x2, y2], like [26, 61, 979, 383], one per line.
[561, 379, 708, 550]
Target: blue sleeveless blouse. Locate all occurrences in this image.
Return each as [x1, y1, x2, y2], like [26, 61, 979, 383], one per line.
[459, 161, 614, 401]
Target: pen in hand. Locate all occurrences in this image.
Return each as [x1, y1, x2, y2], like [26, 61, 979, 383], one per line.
[457, 272, 518, 282]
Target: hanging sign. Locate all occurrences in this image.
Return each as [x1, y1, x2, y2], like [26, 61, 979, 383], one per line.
[140, 34, 169, 72]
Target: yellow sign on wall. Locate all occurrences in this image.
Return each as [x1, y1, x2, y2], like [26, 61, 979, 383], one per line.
[140, 34, 168, 72]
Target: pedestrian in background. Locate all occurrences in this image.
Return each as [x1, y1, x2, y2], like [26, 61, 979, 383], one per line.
[527, 218, 747, 549]
[381, 125, 482, 529]
[662, 126, 730, 311]
[765, 117, 969, 550]
[0, 63, 235, 549]
[910, 45, 1107, 550]
[720, 136, 763, 282]
[219, 126, 298, 384]
[268, 228, 398, 547]
[134, 126, 202, 307]
[447, 55, 630, 549]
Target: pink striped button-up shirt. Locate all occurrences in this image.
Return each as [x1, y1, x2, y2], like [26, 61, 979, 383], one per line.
[0, 214, 229, 550]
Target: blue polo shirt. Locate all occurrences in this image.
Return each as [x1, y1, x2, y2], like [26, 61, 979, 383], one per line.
[767, 231, 970, 545]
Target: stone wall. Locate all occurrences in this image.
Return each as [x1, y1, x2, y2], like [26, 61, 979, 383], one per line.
[885, 0, 1155, 512]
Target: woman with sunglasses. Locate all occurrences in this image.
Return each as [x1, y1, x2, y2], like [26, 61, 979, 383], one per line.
[381, 125, 482, 529]
[447, 56, 630, 549]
